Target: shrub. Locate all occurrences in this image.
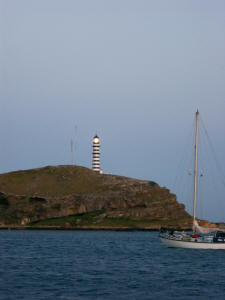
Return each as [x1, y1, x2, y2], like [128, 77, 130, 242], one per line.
[0, 196, 9, 206]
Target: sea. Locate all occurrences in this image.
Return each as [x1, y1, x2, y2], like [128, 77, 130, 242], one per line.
[0, 230, 225, 300]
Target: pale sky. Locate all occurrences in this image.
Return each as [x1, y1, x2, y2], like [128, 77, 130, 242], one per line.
[1, 0, 225, 221]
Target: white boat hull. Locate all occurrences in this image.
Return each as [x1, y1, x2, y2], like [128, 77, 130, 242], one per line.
[160, 237, 225, 250]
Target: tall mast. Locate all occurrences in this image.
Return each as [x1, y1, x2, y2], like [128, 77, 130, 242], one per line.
[193, 110, 199, 229]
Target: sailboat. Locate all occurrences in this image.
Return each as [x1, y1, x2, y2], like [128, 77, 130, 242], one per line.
[159, 111, 225, 249]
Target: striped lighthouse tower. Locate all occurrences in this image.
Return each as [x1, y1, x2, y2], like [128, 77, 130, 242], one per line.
[92, 135, 101, 172]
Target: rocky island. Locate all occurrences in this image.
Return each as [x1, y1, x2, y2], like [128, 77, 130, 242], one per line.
[0, 165, 192, 230]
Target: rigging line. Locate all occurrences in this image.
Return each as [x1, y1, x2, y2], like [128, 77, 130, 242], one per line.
[200, 116, 225, 187]
[172, 116, 195, 192]
[198, 124, 225, 219]
[198, 171, 205, 220]
[196, 125, 209, 219]
[179, 172, 193, 215]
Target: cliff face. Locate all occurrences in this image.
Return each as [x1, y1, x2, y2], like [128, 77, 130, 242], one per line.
[0, 165, 191, 228]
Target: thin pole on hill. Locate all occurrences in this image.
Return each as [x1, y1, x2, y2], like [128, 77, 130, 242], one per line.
[70, 139, 74, 165]
[74, 125, 78, 165]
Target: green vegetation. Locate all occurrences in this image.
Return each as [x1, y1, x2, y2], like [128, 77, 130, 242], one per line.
[0, 166, 160, 198]
[28, 210, 105, 227]
[0, 197, 9, 206]
[101, 216, 190, 228]
[28, 211, 191, 228]
[0, 166, 106, 197]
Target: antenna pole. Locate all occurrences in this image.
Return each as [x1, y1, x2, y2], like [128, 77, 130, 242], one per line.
[74, 125, 78, 165]
[193, 110, 199, 229]
[70, 139, 73, 165]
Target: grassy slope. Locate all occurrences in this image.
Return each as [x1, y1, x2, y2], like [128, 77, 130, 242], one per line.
[0, 165, 107, 197]
[29, 210, 190, 229]
[0, 165, 158, 198]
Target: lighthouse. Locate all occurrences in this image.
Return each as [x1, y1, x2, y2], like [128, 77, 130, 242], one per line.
[92, 135, 101, 173]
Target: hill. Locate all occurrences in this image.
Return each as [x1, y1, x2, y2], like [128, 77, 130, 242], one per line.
[0, 165, 192, 229]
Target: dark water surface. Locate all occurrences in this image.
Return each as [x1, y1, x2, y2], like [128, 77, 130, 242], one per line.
[0, 230, 225, 300]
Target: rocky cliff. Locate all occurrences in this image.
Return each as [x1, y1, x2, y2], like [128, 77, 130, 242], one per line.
[0, 165, 192, 229]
